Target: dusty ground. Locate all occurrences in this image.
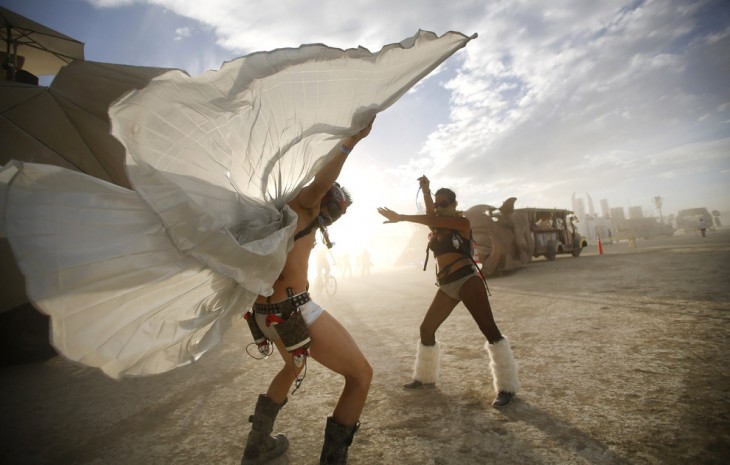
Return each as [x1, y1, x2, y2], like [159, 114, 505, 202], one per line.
[1, 230, 729, 465]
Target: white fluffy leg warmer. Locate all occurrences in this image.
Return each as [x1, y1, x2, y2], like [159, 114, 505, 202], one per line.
[413, 341, 440, 384]
[485, 337, 520, 394]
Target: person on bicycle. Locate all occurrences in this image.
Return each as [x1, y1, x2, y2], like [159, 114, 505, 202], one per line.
[242, 119, 374, 465]
[317, 246, 332, 279]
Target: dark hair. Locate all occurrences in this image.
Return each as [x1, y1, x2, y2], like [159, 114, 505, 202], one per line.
[330, 182, 352, 207]
[340, 184, 353, 207]
[434, 188, 456, 204]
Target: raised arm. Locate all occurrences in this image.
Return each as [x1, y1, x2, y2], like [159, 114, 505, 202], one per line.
[418, 175, 434, 214]
[297, 118, 374, 209]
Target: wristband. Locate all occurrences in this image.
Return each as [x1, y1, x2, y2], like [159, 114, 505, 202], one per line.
[339, 145, 352, 155]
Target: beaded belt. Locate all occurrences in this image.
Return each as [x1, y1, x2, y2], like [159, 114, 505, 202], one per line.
[253, 292, 311, 316]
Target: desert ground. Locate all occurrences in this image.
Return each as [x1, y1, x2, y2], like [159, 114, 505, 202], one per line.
[1, 229, 728, 465]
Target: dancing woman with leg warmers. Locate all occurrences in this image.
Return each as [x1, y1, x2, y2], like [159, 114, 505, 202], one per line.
[377, 175, 520, 408]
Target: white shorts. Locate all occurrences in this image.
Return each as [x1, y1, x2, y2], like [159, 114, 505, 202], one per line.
[438, 270, 480, 300]
[254, 299, 325, 341]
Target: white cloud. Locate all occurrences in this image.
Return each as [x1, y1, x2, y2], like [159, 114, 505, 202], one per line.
[86, 0, 730, 214]
[86, 0, 484, 53]
[412, 0, 730, 214]
[174, 26, 191, 40]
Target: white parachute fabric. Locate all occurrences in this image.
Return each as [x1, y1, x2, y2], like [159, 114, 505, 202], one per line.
[0, 30, 476, 378]
[0, 161, 252, 377]
[110, 30, 476, 294]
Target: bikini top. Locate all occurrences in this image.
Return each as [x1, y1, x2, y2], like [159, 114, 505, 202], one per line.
[424, 228, 489, 293]
[428, 229, 473, 258]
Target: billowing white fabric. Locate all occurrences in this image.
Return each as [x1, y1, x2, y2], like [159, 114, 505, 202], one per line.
[0, 161, 253, 377]
[0, 30, 475, 378]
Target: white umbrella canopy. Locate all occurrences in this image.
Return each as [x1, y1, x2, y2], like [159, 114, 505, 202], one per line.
[1, 6, 84, 77]
[0, 60, 171, 188]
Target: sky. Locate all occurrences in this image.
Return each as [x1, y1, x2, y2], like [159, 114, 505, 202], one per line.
[3, 0, 729, 264]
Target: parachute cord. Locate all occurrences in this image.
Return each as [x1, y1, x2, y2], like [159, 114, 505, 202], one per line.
[416, 186, 424, 212]
[291, 357, 308, 395]
[245, 341, 273, 359]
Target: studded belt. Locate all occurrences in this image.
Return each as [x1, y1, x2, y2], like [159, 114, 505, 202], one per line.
[253, 292, 311, 317]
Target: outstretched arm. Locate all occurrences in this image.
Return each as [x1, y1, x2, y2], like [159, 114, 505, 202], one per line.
[297, 118, 375, 209]
[377, 207, 469, 232]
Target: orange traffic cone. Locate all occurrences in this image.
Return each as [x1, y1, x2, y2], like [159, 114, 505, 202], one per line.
[597, 234, 604, 255]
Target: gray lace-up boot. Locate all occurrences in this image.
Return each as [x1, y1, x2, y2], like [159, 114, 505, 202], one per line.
[241, 395, 288, 465]
[319, 416, 360, 465]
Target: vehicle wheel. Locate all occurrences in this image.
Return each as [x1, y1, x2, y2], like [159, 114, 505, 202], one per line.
[325, 275, 337, 297]
[571, 239, 582, 257]
[546, 241, 557, 261]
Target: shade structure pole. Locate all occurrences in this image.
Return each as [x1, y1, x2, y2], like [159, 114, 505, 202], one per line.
[4, 24, 15, 80]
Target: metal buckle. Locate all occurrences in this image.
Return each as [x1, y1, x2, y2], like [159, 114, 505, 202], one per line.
[290, 292, 311, 308]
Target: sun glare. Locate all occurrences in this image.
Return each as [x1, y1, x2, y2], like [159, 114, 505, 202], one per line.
[307, 182, 415, 277]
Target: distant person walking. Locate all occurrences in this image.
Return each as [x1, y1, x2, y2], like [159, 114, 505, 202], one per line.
[340, 250, 353, 278]
[698, 217, 707, 238]
[358, 249, 372, 276]
[377, 175, 520, 408]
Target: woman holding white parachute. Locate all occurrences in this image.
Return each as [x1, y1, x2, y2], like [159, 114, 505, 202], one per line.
[0, 30, 476, 464]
